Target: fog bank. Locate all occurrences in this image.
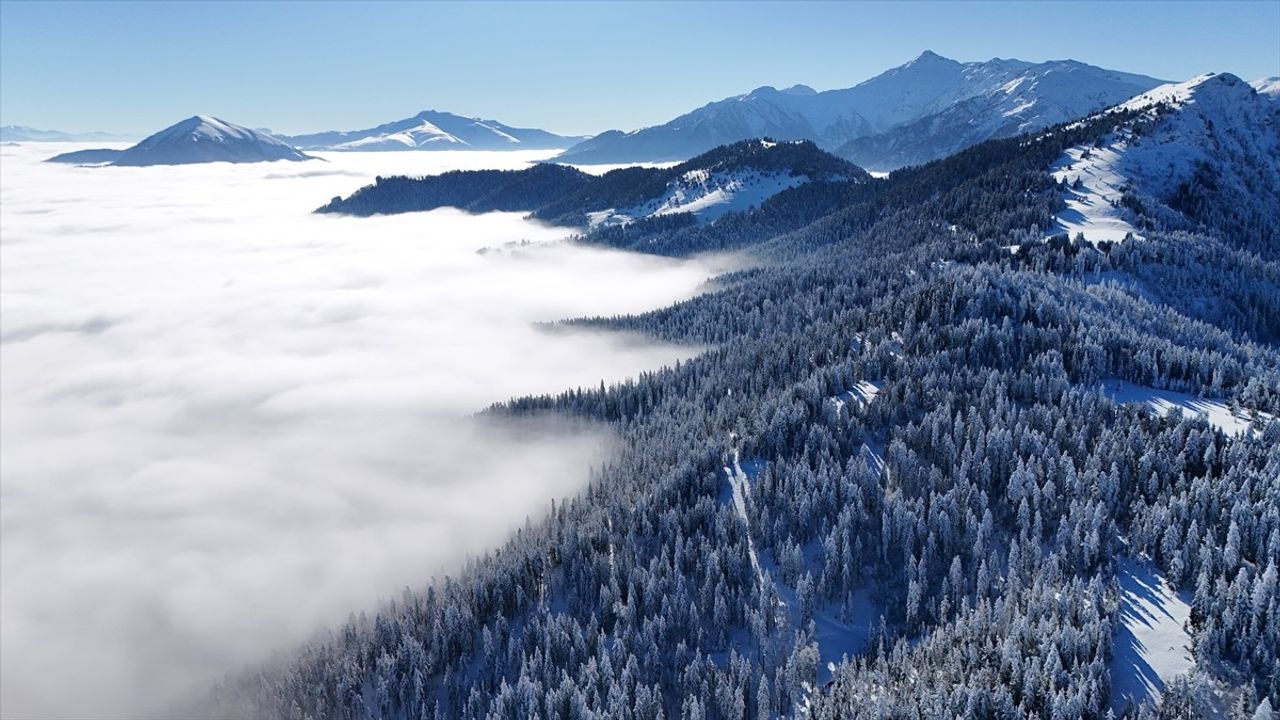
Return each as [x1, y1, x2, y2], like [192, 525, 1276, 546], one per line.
[0, 145, 735, 718]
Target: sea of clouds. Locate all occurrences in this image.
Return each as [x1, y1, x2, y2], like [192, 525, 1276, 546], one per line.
[0, 144, 735, 718]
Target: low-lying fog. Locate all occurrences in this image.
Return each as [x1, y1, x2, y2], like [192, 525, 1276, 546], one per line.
[0, 145, 734, 718]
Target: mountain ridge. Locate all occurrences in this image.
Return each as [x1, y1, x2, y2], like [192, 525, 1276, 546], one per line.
[283, 110, 587, 151]
[554, 51, 1166, 169]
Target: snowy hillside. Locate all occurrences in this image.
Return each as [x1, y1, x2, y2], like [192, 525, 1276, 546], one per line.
[554, 51, 1163, 167]
[320, 138, 867, 227]
[1045, 73, 1280, 249]
[1253, 77, 1280, 100]
[47, 116, 314, 166]
[587, 140, 847, 227]
[284, 110, 585, 151]
[837, 56, 1166, 170]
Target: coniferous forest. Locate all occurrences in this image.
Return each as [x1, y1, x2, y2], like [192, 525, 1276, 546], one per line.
[202, 86, 1280, 720]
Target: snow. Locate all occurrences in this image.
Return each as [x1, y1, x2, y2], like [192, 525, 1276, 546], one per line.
[1046, 72, 1280, 247]
[1109, 556, 1194, 715]
[723, 446, 764, 582]
[719, 441, 881, 686]
[335, 120, 467, 151]
[590, 168, 814, 229]
[557, 53, 1161, 166]
[1002, 99, 1037, 117]
[1115, 74, 1217, 113]
[655, 170, 804, 219]
[1253, 77, 1280, 99]
[830, 381, 881, 415]
[1099, 378, 1274, 437]
[1048, 144, 1143, 244]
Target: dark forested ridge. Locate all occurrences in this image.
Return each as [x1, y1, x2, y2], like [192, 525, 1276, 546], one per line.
[316, 139, 868, 227]
[204, 83, 1280, 719]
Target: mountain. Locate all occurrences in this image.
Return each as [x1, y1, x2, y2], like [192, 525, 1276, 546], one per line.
[46, 116, 314, 166]
[1041, 72, 1280, 254]
[207, 66, 1280, 720]
[554, 51, 1165, 169]
[835, 55, 1169, 170]
[317, 138, 867, 227]
[1252, 76, 1280, 100]
[283, 110, 587, 151]
[0, 125, 131, 142]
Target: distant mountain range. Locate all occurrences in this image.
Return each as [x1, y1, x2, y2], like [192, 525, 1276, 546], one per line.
[1, 125, 132, 143]
[46, 116, 314, 167]
[317, 138, 866, 227]
[283, 110, 587, 151]
[554, 51, 1167, 170]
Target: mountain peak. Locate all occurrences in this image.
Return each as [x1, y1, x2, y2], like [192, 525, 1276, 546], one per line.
[782, 84, 817, 96]
[910, 50, 955, 65]
[55, 115, 316, 166]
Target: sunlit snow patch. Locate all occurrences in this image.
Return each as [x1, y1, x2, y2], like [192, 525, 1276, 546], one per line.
[1100, 378, 1274, 437]
[1048, 144, 1142, 245]
[830, 381, 881, 415]
[1109, 556, 1194, 715]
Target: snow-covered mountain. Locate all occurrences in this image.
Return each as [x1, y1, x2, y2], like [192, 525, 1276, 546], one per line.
[1, 125, 131, 142]
[1046, 72, 1280, 251]
[554, 51, 1164, 169]
[1252, 76, 1280, 100]
[46, 116, 314, 166]
[284, 110, 586, 151]
[586, 139, 863, 227]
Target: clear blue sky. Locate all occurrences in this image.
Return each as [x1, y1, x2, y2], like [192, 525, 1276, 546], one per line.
[2, 0, 1277, 137]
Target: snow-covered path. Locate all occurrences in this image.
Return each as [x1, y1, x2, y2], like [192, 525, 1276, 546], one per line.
[724, 445, 765, 582]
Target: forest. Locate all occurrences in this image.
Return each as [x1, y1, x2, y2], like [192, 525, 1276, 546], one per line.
[202, 94, 1280, 719]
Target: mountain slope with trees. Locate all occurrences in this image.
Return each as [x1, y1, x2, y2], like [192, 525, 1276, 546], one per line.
[317, 139, 868, 227]
[201, 74, 1280, 720]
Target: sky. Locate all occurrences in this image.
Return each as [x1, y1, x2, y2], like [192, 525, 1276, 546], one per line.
[1, 0, 1279, 139]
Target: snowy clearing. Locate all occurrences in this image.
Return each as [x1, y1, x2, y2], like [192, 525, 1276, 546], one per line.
[1099, 378, 1273, 436]
[1048, 144, 1142, 245]
[830, 381, 881, 415]
[1109, 556, 1194, 715]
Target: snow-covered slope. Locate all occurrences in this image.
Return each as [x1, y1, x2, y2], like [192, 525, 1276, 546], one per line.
[48, 116, 314, 166]
[555, 51, 1163, 167]
[1252, 76, 1280, 100]
[284, 110, 585, 152]
[586, 139, 862, 227]
[586, 141, 833, 226]
[1045, 73, 1280, 247]
[837, 57, 1166, 170]
[1109, 557, 1195, 714]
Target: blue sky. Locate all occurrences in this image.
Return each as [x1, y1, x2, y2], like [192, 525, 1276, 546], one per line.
[2, 0, 1277, 137]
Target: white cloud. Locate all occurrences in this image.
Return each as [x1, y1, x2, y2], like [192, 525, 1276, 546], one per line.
[0, 145, 735, 718]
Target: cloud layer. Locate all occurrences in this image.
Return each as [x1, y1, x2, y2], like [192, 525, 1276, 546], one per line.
[0, 146, 733, 718]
